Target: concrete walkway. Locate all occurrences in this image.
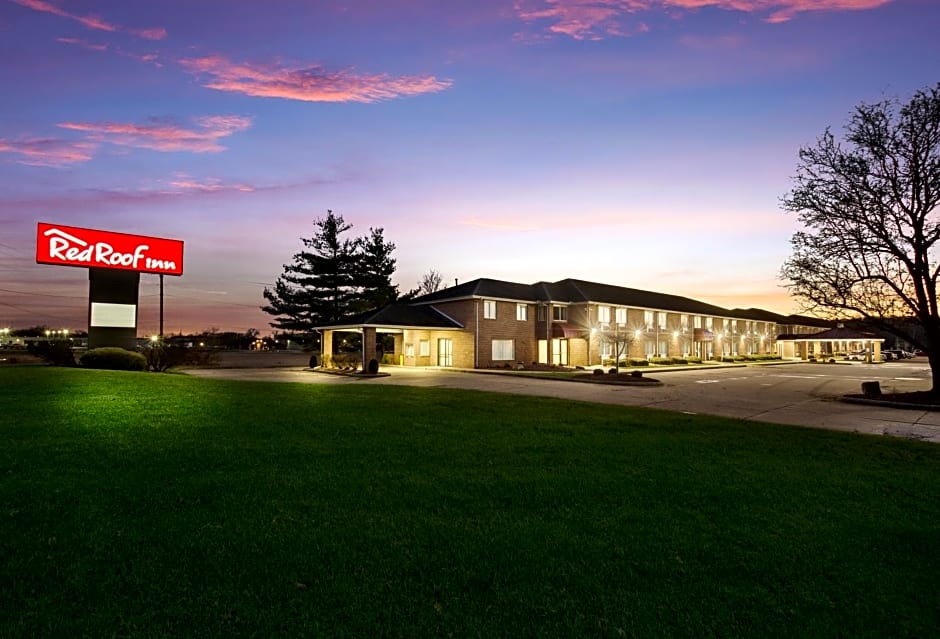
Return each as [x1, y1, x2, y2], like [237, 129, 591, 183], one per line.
[183, 362, 940, 443]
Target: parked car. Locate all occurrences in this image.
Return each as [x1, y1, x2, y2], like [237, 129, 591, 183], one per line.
[848, 349, 870, 360]
[884, 349, 913, 361]
[882, 350, 897, 361]
[915, 349, 928, 357]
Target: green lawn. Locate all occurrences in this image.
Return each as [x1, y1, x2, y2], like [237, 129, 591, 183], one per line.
[2, 366, 939, 637]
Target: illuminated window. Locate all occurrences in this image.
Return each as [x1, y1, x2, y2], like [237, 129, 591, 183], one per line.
[419, 340, 430, 357]
[552, 306, 567, 321]
[405, 343, 415, 357]
[598, 305, 611, 323]
[615, 308, 627, 325]
[693, 315, 702, 329]
[657, 312, 667, 329]
[492, 339, 514, 360]
[516, 304, 527, 321]
[644, 310, 654, 328]
[706, 317, 713, 329]
[483, 300, 496, 319]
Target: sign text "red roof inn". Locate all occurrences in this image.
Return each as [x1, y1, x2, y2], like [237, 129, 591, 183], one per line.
[36, 223, 184, 276]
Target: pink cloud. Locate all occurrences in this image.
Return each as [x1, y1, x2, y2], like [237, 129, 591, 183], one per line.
[178, 54, 452, 103]
[55, 36, 107, 51]
[129, 27, 167, 41]
[166, 173, 256, 193]
[12, 0, 166, 40]
[56, 36, 164, 66]
[0, 137, 96, 167]
[57, 115, 252, 153]
[514, 0, 894, 39]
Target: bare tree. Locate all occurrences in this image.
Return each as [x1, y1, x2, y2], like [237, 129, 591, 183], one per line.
[597, 327, 634, 368]
[418, 269, 444, 295]
[781, 82, 940, 394]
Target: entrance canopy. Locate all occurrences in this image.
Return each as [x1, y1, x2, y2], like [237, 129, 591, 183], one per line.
[776, 326, 884, 361]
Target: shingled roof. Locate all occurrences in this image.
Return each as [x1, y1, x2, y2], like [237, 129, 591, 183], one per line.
[775, 326, 881, 341]
[315, 303, 463, 330]
[410, 278, 540, 304]
[327, 277, 828, 330]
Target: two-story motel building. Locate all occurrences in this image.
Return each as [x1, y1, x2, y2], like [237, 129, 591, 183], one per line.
[317, 278, 842, 369]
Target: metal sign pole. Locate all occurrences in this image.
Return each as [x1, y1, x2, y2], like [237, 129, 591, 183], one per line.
[159, 273, 164, 338]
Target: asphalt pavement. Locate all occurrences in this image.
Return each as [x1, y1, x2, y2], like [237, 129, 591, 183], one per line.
[183, 360, 940, 443]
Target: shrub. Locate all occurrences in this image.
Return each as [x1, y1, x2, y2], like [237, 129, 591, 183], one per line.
[649, 357, 673, 365]
[381, 353, 396, 366]
[27, 341, 76, 367]
[328, 352, 360, 369]
[687, 357, 703, 364]
[144, 343, 220, 372]
[672, 358, 688, 365]
[628, 358, 649, 367]
[80, 347, 147, 371]
[367, 358, 379, 374]
[592, 368, 604, 376]
[630, 370, 643, 378]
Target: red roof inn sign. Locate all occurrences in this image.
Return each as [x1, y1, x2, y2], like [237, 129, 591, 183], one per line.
[36, 222, 184, 276]
[36, 222, 184, 350]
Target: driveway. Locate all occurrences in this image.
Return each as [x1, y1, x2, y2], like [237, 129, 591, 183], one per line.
[183, 361, 940, 443]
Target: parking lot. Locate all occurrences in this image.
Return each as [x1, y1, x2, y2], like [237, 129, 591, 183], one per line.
[185, 359, 940, 443]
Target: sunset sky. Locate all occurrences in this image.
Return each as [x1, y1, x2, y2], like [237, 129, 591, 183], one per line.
[2, 0, 938, 335]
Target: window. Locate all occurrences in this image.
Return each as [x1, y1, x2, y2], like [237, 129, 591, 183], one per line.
[600, 340, 612, 358]
[706, 317, 713, 329]
[492, 339, 514, 360]
[483, 300, 496, 319]
[597, 305, 611, 323]
[680, 314, 689, 330]
[723, 318, 730, 330]
[693, 315, 702, 329]
[419, 340, 430, 357]
[405, 343, 415, 357]
[657, 312, 667, 330]
[615, 308, 627, 326]
[537, 305, 547, 321]
[552, 306, 567, 321]
[644, 310, 654, 328]
[516, 304, 528, 321]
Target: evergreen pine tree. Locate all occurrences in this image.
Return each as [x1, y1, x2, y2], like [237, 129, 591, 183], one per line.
[262, 210, 356, 331]
[350, 227, 399, 314]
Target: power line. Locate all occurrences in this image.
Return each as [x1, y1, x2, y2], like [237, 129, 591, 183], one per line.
[0, 287, 87, 299]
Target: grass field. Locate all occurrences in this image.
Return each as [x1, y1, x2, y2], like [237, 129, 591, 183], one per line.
[2, 366, 939, 637]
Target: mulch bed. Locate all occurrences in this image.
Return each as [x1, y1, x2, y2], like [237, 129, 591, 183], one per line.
[574, 372, 662, 386]
[843, 390, 940, 410]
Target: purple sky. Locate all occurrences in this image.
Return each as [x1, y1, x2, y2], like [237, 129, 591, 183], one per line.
[1, 0, 938, 335]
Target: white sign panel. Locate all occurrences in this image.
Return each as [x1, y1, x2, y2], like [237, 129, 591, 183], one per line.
[90, 303, 137, 328]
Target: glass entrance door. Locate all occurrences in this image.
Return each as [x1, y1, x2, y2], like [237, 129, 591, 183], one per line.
[552, 339, 568, 366]
[437, 338, 453, 367]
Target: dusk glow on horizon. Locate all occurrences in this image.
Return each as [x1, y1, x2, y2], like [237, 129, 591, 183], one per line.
[2, 0, 938, 335]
